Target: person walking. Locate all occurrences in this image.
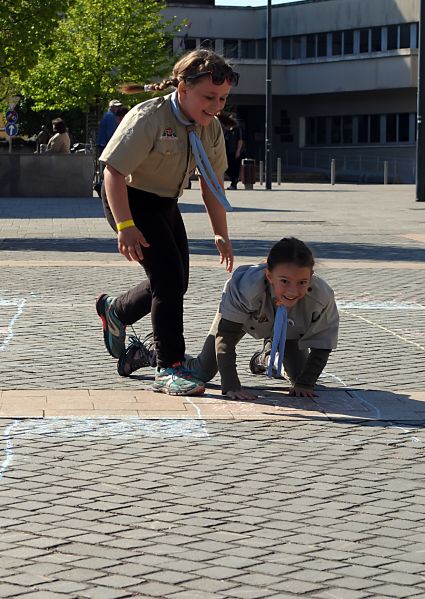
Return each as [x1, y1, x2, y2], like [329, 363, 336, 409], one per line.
[96, 49, 239, 396]
[224, 118, 245, 190]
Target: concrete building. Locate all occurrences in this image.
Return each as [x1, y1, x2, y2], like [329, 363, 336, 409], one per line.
[165, 0, 419, 182]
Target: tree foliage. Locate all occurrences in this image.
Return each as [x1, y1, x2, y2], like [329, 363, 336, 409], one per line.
[0, 0, 70, 79]
[21, 0, 181, 113]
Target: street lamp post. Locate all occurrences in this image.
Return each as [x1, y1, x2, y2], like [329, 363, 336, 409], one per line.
[416, 0, 425, 201]
[265, 0, 273, 190]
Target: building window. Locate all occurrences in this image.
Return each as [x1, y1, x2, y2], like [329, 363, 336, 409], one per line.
[292, 36, 302, 59]
[398, 113, 410, 142]
[317, 117, 327, 144]
[332, 31, 342, 56]
[370, 115, 381, 143]
[223, 39, 238, 58]
[241, 39, 256, 59]
[399, 23, 411, 48]
[317, 33, 327, 57]
[331, 116, 341, 144]
[343, 30, 354, 54]
[342, 116, 353, 144]
[282, 37, 291, 59]
[387, 25, 398, 50]
[183, 37, 197, 51]
[272, 37, 281, 59]
[359, 29, 369, 53]
[371, 27, 382, 52]
[257, 39, 266, 59]
[358, 115, 369, 143]
[306, 34, 316, 58]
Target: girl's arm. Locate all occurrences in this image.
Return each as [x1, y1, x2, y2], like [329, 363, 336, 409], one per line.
[104, 165, 149, 262]
[199, 176, 234, 273]
[216, 318, 257, 400]
[289, 348, 331, 398]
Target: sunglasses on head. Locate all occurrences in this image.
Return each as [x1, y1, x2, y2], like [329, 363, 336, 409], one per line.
[185, 68, 240, 87]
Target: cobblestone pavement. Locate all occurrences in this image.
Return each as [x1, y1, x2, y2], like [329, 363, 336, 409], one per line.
[0, 183, 425, 598]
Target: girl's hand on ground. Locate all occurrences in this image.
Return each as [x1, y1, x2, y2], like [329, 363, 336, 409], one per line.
[215, 235, 234, 272]
[225, 388, 258, 401]
[118, 228, 150, 262]
[288, 385, 318, 398]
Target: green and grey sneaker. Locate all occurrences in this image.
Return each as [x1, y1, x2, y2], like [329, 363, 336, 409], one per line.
[96, 294, 126, 358]
[152, 363, 205, 396]
[117, 333, 156, 377]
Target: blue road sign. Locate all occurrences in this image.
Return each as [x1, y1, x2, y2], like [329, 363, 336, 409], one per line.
[5, 123, 19, 137]
[5, 110, 18, 124]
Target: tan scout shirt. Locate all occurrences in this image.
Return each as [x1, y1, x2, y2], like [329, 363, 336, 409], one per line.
[99, 93, 227, 198]
[219, 263, 339, 350]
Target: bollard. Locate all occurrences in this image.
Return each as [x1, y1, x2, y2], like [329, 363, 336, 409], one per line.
[330, 158, 336, 185]
[384, 160, 388, 184]
[259, 160, 264, 185]
[240, 158, 256, 190]
[277, 157, 282, 185]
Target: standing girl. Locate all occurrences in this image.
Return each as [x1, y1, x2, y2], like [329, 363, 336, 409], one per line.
[120, 237, 339, 400]
[96, 49, 238, 396]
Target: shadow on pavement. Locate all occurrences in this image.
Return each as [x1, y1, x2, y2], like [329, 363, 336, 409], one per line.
[2, 237, 425, 263]
[0, 197, 306, 218]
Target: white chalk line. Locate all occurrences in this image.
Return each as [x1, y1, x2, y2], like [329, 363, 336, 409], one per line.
[325, 372, 382, 419]
[0, 298, 27, 351]
[325, 372, 423, 444]
[338, 300, 425, 311]
[10, 417, 208, 440]
[0, 421, 19, 482]
[341, 310, 425, 352]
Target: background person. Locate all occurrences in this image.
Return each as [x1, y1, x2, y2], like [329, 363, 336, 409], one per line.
[45, 118, 70, 153]
[224, 117, 245, 190]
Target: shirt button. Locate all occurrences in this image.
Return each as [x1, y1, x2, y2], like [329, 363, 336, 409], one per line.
[250, 327, 255, 330]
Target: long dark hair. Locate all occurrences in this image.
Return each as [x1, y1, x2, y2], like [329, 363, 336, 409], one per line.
[267, 237, 315, 271]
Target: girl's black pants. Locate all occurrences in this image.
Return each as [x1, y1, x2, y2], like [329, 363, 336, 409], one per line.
[105, 186, 189, 369]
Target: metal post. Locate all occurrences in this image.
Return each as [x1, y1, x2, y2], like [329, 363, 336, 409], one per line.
[259, 160, 264, 185]
[265, 0, 273, 190]
[384, 160, 388, 184]
[330, 158, 336, 185]
[277, 157, 282, 184]
[417, 0, 425, 200]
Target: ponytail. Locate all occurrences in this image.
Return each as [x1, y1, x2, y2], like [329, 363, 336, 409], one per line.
[119, 78, 179, 94]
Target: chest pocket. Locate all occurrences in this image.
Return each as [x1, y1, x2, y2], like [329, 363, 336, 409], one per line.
[154, 139, 181, 157]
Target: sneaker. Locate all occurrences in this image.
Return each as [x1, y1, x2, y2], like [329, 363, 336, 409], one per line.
[227, 185, 237, 190]
[118, 333, 156, 377]
[95, 294, 126, 358]
[249, 350, 282, 378]
[249, 349, 269, 375]
[152, 363, 205, 396]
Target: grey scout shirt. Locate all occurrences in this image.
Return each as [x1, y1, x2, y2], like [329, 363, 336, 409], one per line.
[219, 263, 339, 351]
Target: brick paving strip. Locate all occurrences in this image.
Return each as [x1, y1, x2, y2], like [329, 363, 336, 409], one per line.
[1, 388, 425, 421]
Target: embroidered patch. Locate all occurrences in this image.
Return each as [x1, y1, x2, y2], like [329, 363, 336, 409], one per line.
[160, 127, 178, 140]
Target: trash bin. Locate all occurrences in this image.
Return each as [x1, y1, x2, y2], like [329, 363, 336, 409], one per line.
[240, 158, 256, 190]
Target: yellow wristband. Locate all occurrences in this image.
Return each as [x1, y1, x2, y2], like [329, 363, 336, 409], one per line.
[116, 219, 135, 232]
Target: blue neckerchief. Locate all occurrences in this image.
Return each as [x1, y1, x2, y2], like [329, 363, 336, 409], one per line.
[170, 91, 232, 212]
[267, 305, 288, 378]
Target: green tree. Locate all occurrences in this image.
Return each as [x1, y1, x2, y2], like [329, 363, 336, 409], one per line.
[0, 0, 70, 103]
[21, 0, 181, 118]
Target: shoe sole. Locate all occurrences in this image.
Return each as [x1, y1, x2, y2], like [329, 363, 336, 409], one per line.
[152, 383, 205, 396]
[96, 293, 123, 358]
